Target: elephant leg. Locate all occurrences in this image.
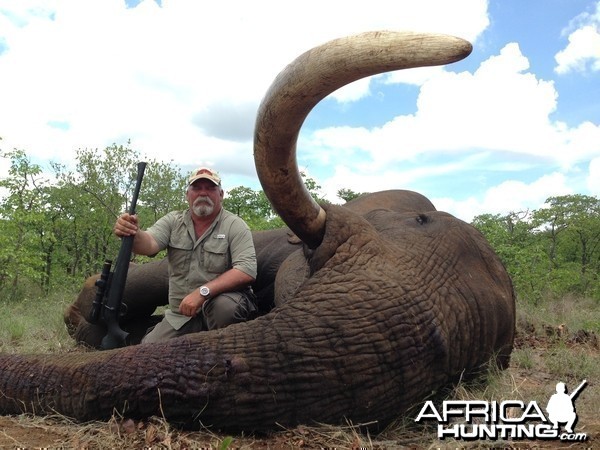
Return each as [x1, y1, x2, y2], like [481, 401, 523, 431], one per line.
[65, 302, 164, 348]
[64, 259, 169, 348]
[64, 303, 106, 349]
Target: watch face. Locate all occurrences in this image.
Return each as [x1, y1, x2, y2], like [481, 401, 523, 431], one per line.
[200, 286, 210, 296]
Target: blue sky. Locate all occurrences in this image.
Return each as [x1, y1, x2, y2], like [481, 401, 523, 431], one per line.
[0, 0, 598, 222]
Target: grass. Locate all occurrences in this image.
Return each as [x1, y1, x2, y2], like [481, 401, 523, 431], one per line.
[0, 289, 75, 354]
[511, 346, 536, 370]
[544, 342, 597, 379]
[519, 293, 600, 334]
[0, 290, 598, 448]
[515, 294, 599, 384]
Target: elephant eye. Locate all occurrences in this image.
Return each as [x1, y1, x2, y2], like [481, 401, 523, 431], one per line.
[416, 214, 429, 225]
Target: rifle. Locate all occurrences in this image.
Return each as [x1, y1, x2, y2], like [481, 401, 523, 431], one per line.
[569, 379, 587, 400]
[89, 161, 147, 349]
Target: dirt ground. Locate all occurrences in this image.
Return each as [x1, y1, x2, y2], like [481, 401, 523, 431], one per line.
[0, 339, 597, 449]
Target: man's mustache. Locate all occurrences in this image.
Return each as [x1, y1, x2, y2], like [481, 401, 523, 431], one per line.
[194, 196, 214, 207]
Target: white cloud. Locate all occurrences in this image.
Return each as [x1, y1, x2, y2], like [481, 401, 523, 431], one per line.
[329, 78, 373, 103]
[0, 0, 490, 177]
[555, 25, 600, 74]
[306, 42, 600, 170]
[318, 151, 496, 211]
[434, 172, 573, 222]
[555, 1, 600, 74]
[588, 157, 600, 195]
[482, 173, 571, 214]
[385, 66, 447, 86]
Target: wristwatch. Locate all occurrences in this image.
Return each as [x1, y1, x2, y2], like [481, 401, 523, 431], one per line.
[199, 285, 210, 298]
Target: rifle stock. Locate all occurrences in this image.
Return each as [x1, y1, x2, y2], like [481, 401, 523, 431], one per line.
[89, 162, 147, 349]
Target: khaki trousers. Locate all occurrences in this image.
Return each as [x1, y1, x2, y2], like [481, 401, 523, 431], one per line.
[141, 290, 256, 344]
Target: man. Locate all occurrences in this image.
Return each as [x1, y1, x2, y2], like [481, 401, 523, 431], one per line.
[114, 167, 257, 343]
[546, 381, 578, 433]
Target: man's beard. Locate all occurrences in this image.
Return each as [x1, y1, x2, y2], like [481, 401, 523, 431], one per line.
[192, 196, 215, 217]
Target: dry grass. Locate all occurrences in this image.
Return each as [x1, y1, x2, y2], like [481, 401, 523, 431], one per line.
[0, 293, 598, 448]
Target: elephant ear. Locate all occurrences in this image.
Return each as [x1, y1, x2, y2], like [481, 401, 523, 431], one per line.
[274, 204, 378, 306]
[254, 31, 471, 249]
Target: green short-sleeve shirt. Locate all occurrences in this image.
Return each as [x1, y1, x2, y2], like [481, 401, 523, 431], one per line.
[146, 208, 257, 329]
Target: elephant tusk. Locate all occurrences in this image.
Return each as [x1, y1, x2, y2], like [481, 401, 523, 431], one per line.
[254, 31, 472, 249]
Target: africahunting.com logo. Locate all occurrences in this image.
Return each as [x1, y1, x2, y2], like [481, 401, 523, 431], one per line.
[415, 379, 588, 442]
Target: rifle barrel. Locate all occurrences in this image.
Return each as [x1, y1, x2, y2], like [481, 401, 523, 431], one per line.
[569, 379, 587, 399]
[99, 161, 147, 349]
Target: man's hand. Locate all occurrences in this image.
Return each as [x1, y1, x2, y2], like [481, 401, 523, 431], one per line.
[114, 213, 139, 237]
[179, 290, 207, 317]
[113, 214, 160, 256]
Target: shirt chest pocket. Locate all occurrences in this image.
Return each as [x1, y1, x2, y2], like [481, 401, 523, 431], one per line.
[168, 235, 193, 276]
[203, 238, 229, 274]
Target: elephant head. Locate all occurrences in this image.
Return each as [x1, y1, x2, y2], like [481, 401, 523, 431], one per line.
[0, 31, 515, 432]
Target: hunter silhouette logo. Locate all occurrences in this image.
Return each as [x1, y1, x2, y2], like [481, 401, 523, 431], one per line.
[546, 379, 587, 434]
[415, 379, 589, 442]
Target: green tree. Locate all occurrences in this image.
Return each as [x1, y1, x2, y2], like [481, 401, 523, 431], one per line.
[223, 173, 327, 231]
[51, 145, 142, 276]
[300, 171, 326, 203]
[472, 211, 547, 303]
[224, 186, 283, 230]
[337, 188, 364, 203]
[140, 161, 187, 223]
[0, 145, 209, 297]
[55, 144, 193, 276]
[532, 194, 600, 297]
[0, 149, 49, 297]
[474, 195, 600, 302]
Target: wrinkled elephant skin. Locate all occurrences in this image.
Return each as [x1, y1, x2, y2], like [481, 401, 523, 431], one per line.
[0, 32, 515, 432]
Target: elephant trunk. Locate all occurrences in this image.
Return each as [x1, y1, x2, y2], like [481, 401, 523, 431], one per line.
[253, 31, 471, 248]
[0, 272, 438, 430]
